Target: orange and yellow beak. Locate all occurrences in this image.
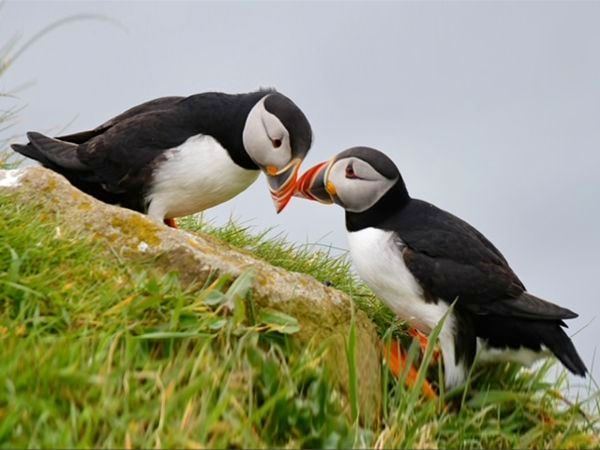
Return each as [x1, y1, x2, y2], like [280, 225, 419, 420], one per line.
[292, 159, 335, 205]
[265, 158, 303, 213]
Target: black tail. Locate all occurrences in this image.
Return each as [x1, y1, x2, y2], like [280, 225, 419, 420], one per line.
[11, 142, 55, 167]
[11, 132, 86, 171]
[11, 132, 130, 208]
[542, 323, 587, 376]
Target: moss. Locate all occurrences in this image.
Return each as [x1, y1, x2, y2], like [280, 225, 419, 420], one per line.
[40, 176, 58, 194]
[77, 199, 93, 212]
[109, 214, 161, 247]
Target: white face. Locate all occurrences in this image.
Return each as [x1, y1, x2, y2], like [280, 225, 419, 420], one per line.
[242, 96, 292, 170]
[327, 156, 398, 212]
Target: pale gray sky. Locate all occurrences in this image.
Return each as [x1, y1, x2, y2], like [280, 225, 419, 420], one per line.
[2, 1, 599, 386]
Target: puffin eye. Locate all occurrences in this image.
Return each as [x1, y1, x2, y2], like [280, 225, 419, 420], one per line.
[346, 163, 359, 179]
[272, 138, 282, 148]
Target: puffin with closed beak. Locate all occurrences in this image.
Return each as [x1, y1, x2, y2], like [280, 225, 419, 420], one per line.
[291, 146, 587, 390]
[12, 89, 311, 226]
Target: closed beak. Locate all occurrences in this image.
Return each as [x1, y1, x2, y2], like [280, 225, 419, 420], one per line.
[292, 160, 335, 206]
[265, 158, 302, 213]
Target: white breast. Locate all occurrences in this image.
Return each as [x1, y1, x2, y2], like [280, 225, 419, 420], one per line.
[347, 227, 449, 332]
[146, 134, 259, 220]
[347, 227, 465, 387]
[348, 228, 551, 388]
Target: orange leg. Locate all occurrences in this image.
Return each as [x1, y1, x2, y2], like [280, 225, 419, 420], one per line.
[408, 328, 440, 363]
[163, 218, 178, 228]
[382, 339, 437, 400]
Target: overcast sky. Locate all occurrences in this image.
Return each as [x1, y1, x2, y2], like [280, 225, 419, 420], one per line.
[2, 1, 599, 387]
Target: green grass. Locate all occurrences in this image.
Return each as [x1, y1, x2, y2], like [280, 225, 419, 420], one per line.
[1, 199, 598, 448]
[0, 201, 357, 448]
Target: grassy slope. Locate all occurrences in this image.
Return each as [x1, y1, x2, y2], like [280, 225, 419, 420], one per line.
[0, 198, 598, 448]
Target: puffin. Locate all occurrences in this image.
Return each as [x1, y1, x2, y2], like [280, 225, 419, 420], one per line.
[11, 89, 312, 225]
[290, 146, 587, 389]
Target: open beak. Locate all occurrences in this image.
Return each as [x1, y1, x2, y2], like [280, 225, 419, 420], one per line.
[265, 158, 302, 214]
[292, 159, 335, 206]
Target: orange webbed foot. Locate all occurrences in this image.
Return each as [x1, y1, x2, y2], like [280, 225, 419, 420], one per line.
[382, 339, 437, 400]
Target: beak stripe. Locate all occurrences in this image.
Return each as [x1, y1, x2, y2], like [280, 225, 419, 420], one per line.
[292, 159, 335, 205]
[326, 181, 337, 196]
[268, 158, 303, 214]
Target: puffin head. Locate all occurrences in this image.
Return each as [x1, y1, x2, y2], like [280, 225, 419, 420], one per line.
[290, 146, 406, 213]
[243, 92, 312, 213]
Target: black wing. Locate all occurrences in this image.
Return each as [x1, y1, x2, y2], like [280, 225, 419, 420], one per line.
[394, 200, 574, 320]
[54, 96, 184, 145]
[74, 106, 199, 193]
[14, 96, 196, 195]
[12, 96, 185, 163]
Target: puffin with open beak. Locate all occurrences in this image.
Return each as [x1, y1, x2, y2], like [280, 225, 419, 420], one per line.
[12, 89, 311, 226]
[290, 146, 586, 392]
